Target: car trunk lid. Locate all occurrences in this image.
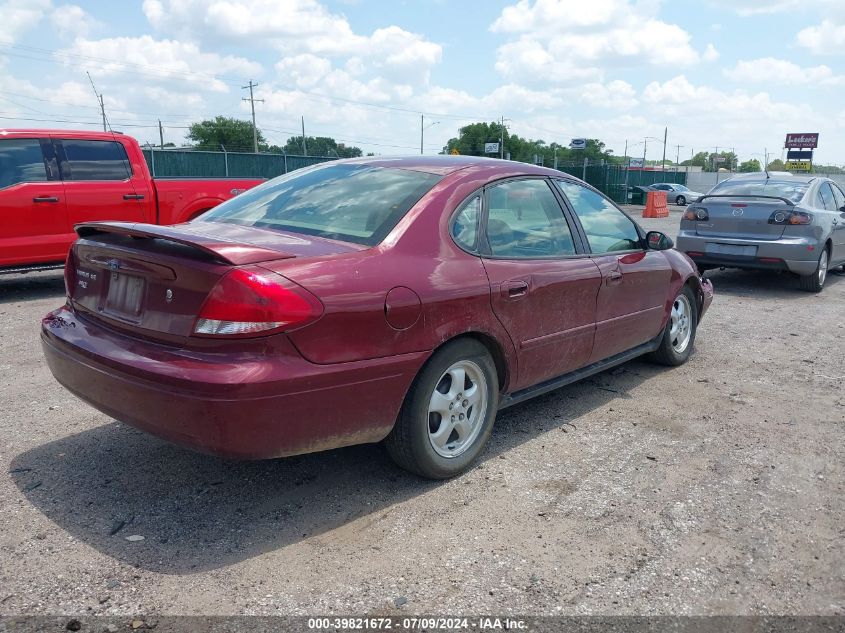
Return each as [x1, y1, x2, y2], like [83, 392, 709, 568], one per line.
[68, 221, 359, 344]
[692, 195, 795, 241]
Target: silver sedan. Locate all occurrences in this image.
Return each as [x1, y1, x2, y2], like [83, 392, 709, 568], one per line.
[675, 173, 845, 292]
[652, 183, 706, 206]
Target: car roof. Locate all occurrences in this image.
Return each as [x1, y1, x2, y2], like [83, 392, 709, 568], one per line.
[337, 155, 565, 177]
[0, 128, 129, 141]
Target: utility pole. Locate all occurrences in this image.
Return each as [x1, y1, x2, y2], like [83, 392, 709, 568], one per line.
[241, 80, 264, 153]
[158, 119, 164, 149]
[500, 116, 505, 159]
[661, 126, 667, 172]
[301, 116, 307, 156]
[421, 114, 424, 155]
[86, 71, 107, 131]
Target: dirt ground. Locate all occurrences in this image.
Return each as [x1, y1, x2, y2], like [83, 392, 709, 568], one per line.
[0, 206, 843, 617]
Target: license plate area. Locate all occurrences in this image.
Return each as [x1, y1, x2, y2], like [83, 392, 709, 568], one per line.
[104, 272, 145, 319]
[705, 243, 758, 257]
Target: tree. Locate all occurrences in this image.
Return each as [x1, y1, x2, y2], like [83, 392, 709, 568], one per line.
[441, 122, 614, 167]
[681, 151, 710, 169]
[274, 136, 362, 158]
[187, 116, 266, 152]
[767, 159, 786, 171]
[738, 159, 761, 173]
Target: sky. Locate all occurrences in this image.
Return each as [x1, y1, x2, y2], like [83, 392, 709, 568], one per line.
[1, 0, 844, 165]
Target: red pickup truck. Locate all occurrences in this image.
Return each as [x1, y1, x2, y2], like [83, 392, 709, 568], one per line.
[0, 129, 263, 273]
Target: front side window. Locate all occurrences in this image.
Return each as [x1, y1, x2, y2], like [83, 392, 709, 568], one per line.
[556, 180, 641, 254]
[451, 194, 481, 252]
[201, 164, 441, 246]
[484, 179, 576, 258]
[60, 139, 132, 181]
[0, 139, 48, 189]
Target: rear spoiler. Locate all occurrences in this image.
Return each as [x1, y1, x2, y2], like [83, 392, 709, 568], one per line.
[696, 194, 795, 206]
[74, 221, 295, 266]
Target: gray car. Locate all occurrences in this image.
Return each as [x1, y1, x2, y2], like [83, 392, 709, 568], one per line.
[676, 172, 845, 292]
[652, 183, 705, 206]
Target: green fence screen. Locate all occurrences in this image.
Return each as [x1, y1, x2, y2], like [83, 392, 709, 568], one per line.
[556, 161, 687, 204]
[141, 149, 335, 180]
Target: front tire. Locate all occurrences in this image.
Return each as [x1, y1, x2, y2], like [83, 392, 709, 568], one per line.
[648, 285, 698, 367]
[385, 339, 498, 479]
[676, 195, 686, 206]
[798, 247, 828, 293]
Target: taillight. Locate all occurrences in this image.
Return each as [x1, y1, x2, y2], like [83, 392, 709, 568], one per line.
[768, 210, 812, 225]
[684, 206, 709, 221]
[193, 267, 323, 337]
[64, 248, 76, 297]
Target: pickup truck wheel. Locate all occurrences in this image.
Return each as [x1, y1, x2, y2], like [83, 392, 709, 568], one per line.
[385, 339, 498, 479]
[648, 285, 698, 367]
[798, 247, 828, 293]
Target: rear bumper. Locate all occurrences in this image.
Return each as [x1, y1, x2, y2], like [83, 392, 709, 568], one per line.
[676, 231, 821, 275]
[41, 306, 426, 459]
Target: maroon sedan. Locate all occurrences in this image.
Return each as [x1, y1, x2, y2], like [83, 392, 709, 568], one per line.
[42, 156, 713, 479]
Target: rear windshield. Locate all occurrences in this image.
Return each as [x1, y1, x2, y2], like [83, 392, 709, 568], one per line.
[199, 164, 442, 246]
[709, 180, 809, 203]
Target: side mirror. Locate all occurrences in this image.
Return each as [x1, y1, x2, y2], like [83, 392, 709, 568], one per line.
[646, 231, 674, 251]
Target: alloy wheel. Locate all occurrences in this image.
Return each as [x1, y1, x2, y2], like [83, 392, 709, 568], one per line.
[427, 360, 489, 458]
[670, 293, 693, 354]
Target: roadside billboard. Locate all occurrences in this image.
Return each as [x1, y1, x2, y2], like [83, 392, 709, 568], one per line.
[784, 133, 819, 148]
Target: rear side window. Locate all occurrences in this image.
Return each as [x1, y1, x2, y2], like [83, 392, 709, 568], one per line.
[709, 179, 808, 203]
[485, 179, 576, 258]
[817, 183, 836, 210]
[556, 180, 641, 254]
[0, 139, 48, 189]
[60, 139, 132, 181]
[200, 164, 441, 246]
[452, 194, 481, 252]
[831, 183, 845, 210]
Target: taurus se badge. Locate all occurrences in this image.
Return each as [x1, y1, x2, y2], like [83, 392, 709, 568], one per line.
[166, 289, 174, 303]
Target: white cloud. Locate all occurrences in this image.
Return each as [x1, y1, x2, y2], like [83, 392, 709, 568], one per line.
[60, 36, 262, 92]
[725, 58, 844, 85]
[1, 0, 50, 43]
[703, 44, 719, 62]
[579, 80, 639, 110]
[796, 18, 845, 55]
[50, 4, 99, 39]
[142, 0, 442, 86]
[490, 0, 705, 83]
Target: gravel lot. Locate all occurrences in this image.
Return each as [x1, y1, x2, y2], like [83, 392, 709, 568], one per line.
[1, 206, 843, 618]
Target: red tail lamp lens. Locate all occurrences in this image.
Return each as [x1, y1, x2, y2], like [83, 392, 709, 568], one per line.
[194, 267, 323, 337]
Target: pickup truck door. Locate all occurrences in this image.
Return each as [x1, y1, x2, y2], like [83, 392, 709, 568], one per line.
[0, 137, 70, 267]
[54, 137, 154, 227]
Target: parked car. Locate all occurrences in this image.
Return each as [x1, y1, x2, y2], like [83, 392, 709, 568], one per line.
[651, 183, 705, 206]
[676, 173, 845, 292]
[0, 129, 263, 274]
[42, 156, 713, 479]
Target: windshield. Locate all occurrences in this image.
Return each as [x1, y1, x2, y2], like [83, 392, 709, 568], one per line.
[709, 179, 808, 203]
[200, 163, 442, 246]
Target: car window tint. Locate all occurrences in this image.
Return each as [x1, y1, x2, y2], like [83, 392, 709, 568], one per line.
[709, 179, 808, 203]
[818, 183, 836, 211]
[452, 194, 481, 252]
[830, 183, 845, 210]
[61, 140, 132, 181]
[555, 180, 641, 254]
[484, 179, 576, 258]
[200, 164, 441, 247]
[0, 139, 48, 189]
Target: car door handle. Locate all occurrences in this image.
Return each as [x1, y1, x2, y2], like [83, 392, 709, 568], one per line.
[123, 194, 145, 200]
[501, 281, 529, 300]
[33, 196, 60, 203]
[605, 271, 623, 286]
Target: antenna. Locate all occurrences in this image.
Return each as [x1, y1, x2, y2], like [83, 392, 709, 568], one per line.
[86, 71, 110, 132]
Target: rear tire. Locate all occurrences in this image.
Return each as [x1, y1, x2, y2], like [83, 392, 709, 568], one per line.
[676, 195, 686, 206]
[798, 247, 829, 293]
[648, 285, 698, 367]
[385, 339, 499, 479]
